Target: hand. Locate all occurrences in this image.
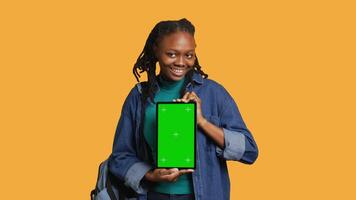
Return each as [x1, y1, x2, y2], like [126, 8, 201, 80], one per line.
[144, 168, 194, 182]
[173, 91, 206, 126]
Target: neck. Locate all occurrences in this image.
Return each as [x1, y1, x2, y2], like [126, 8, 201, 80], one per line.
[157, 73, 186, 90]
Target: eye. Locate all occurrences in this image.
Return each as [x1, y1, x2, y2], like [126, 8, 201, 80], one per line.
[167, 52, 176, 58]
[186, 54, 195, 59]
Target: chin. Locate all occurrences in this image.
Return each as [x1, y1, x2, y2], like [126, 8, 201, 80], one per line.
[170, 75, 185, 81]
[166, 72, 188, 81]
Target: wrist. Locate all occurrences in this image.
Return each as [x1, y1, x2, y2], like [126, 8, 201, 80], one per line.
[197, 117, 208, 127]
[144, 170, 154, 182]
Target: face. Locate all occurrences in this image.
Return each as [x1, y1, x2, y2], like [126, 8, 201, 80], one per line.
[153, 31, 197, 81]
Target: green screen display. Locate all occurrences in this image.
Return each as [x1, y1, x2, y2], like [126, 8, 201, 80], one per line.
[156, 102, 196, 169]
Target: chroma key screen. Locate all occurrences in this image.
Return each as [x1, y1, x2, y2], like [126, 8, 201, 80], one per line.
[156, 102, 196, 169]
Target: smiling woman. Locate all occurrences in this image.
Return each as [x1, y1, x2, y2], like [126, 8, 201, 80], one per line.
[153, 31, 197, 81]
[107, 18, 259, 200]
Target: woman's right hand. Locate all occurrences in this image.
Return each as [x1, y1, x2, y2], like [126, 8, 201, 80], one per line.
[144, 168, 194, 182]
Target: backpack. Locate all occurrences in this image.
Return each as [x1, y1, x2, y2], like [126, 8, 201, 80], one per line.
[90, 158, 138, 200]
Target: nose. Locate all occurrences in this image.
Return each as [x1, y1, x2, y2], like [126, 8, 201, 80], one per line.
[174, 56, 185, 67]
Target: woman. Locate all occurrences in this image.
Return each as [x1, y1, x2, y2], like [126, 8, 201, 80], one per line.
[108, 18, 258, 200]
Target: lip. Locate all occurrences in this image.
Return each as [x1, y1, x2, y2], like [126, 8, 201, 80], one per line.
[169, 66, 185, 77]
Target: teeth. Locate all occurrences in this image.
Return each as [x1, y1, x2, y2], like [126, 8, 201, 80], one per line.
[172, 67, 183, 73]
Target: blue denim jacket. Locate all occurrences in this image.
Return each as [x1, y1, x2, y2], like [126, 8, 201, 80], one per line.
[108, 71, 258, 200]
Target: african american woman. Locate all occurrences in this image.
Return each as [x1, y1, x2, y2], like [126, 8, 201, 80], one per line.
[108, 18, 259, 200]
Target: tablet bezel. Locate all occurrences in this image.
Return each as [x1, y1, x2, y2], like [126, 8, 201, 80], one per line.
[156, 101, 196, 169]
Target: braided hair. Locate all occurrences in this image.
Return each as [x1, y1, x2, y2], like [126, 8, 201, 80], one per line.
[133, 18, 208, 103]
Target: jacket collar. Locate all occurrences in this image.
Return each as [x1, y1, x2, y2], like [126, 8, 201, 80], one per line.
[191, 70, 204, 85]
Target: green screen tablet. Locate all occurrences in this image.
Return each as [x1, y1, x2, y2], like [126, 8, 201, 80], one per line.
[156, 102, 196, 169]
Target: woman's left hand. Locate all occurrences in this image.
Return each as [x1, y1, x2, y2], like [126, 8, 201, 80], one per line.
[173, 91, 206, 126]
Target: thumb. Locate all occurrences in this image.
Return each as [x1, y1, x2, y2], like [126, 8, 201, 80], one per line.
[179, 169, 194, 175]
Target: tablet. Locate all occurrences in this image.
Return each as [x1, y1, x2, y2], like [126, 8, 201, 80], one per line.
[156, 102, 196, 169]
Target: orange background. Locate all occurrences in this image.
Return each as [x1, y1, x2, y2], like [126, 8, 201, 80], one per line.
[1, 0, 355, 199]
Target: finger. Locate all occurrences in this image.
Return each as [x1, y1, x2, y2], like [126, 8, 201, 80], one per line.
[168, 168, 179, 173]
[157, 169, 165, 176]
[182, 98, 190, 103]
[187, 92, 195, 99]
[188, 92, 200, 101]
[164, 170, 180, 181]
[190, 91, 198, 97]
[191, 95, 201, 104]
[160, 168, 178, 176]
[159, 169, 172, 176]
[179, 169, 194, 175]
[182, 92, 190, 100]
[176, 98, 189, 103]
[186, 96, 197, 103]
[182, 169, 194, 173]
[190, 92, 200, 99]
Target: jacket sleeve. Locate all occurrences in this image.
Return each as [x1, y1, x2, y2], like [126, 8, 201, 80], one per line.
[108, 87, 153, 194]
[215, 86, 259, 164]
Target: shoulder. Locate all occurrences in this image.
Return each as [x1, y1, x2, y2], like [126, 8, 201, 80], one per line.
[203, 78, 223, 88]
[125, 81, 147, 99]
[120, 82, 146, 115]
[201, 78, 229, 96]
[201, 78, 237, 108]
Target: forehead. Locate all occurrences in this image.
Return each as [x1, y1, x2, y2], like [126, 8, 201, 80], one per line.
[157, 31, 196, 50]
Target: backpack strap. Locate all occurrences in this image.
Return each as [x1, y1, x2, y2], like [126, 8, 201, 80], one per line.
[106, 172, 118, 200]
[90, 161, 105, 200]
[90, 189, 95, 200]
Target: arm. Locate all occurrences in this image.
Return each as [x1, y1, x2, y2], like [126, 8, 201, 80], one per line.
[215, 87, 259, 164]
[108, 88, 153, 194]
[176, 89, 258, 164]
[197, 118, 224, 148]
[174, 91, 225, 148]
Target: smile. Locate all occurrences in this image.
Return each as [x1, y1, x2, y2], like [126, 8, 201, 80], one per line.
[170, 67, 185, 76]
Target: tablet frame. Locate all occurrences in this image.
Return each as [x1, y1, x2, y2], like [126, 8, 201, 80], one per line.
[156, 101, 196, 169]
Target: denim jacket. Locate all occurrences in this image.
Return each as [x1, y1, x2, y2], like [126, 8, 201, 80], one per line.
[108, 71, 259, 200]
